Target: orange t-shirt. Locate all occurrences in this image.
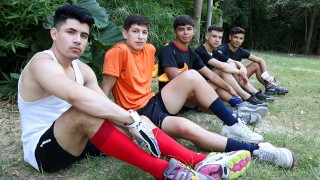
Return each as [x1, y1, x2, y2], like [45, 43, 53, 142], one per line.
[103, 42, 155, 110]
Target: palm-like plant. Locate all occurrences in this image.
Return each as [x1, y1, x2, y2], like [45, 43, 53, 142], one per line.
[0, 0, 124, 102]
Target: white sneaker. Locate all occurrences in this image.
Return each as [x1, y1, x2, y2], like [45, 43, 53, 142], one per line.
[253, 142, 296, 168]
[232, 110, 261, 125]
[221, 119, 264, 143]
[126, 110, 161, 158]
[236, 102, 268, 117]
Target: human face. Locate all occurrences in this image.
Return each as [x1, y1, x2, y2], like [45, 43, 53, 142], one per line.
[51, 19, 90, 61]
[206, 30, 223, 49]
[174, 25, 195, 45]
[229, 33, 245, 49]
[122, 24, 148, 53]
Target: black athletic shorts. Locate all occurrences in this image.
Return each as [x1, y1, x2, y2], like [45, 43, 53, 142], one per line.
[35, 122, 102, 173]
[137, 92, 173, 128]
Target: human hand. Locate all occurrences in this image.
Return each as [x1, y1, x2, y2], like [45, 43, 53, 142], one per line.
[127, 110, 161, 157]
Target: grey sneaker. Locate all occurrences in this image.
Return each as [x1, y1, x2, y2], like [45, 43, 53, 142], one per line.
[232, 110, 261, 125]
[164, 158, 213, 180]
[195, 150, 251, 179]
[253, 142, 296, 168]
[236, 101, 268, 117]
[126, 110, 161, 158]
[221, 119, 264, 144]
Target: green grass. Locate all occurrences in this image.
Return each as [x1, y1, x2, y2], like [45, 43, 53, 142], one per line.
[1, 52, 320, 179]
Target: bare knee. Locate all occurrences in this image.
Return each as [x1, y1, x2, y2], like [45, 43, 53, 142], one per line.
[172, 122, 201, 140]
[181, 69, 205, 83]
[57, 107, 103, 134]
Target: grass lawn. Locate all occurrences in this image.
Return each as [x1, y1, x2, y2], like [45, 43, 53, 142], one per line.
[1, 52, 319, 179]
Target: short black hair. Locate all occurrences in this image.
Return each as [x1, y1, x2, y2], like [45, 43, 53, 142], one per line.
[207, 24, 224, 33]
[123, 14, 149, 31]
[230, 27, 245, 35]
[53, 4, 94, 29]
[173, 15, 195, 29]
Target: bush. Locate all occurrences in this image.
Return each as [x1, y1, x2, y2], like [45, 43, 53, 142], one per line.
[0, 0, 124, 102]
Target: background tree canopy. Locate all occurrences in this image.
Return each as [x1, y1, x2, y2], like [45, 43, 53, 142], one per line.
[0, 0, 319, 101]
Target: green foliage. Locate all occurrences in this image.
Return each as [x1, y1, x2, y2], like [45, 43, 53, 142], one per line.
[0, 71, 19, 102]
[98, 0, 187, 52]
[0, 0, 65, 101]
[0, 0, 124, 102]
[0, 0, 63, 55]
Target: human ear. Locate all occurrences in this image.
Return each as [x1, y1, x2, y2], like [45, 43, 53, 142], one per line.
[122, 29, 128, 39]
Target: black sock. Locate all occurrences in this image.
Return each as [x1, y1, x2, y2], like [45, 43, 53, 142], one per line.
[208, 98, 238, 126]
[225, 138, 259, 153]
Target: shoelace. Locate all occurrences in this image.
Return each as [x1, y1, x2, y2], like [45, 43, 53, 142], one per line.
[236, 119, 252, 132]
[175, 161, 196, 179]
[257, 148, 276, 161]
[235, 111, 252, 121]
[251, 96, 264, 104]
[246, 103, 259, 109]
[239, 102, 258, 109]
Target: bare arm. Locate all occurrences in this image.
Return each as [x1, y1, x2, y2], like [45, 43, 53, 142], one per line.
[197, 67, 239, 97]
[101, 74, 117, 97]
[208, 58, 241, 74]
[30, 57, 133, 124]
[248, 54, 268, 72]
[164, 66, 181, 80]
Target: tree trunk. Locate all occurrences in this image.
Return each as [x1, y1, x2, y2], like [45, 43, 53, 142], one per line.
[316, 35, 320, 55]
[219, 0, 223, 26]
[193, 0, 203, 46]
[249, 0, 253, 49]
[305, 6, 318, 54]
[206, 0, 213, 31]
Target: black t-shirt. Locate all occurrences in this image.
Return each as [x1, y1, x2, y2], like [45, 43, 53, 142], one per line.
[217, 44, 251, 62]
[158, 42, 205, 90]
[195, 44, 229, 70]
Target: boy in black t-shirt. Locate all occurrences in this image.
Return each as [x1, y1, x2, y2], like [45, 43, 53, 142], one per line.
[217, 27, 288, 95]
[195, 25, 275, 103]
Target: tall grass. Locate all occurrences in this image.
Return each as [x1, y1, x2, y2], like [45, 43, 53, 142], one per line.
[0, 52, 319, 179]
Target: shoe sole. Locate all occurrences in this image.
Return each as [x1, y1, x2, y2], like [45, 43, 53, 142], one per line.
[262, 97, 275, 102]
[197, 151, 252, 179]
[265, 90, 289, 96]
[238, 107, 268, 117]
[279, 148, 296, 168]
[138, 130, 161, 158]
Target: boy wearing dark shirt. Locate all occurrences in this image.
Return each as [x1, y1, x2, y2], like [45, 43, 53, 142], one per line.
[217, 27, 289, 95]
[195, 25, 274, 103]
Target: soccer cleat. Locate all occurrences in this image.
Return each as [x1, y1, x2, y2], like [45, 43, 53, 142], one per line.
[253, 142, 296, 168]
[232, 110, 261, 125]
[245, 95, 268, 107]
[126, 110, 161, 158]
[221, 119, 264, 144]
[254, 89, 275, 102]
[236, 101, 268, 117]
[265, 85, 289, 95]
[164, 158, 214, 180]
[195, 150, 251, 179]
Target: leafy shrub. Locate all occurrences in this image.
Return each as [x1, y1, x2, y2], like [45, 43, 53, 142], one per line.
[0, 0, 124, 102]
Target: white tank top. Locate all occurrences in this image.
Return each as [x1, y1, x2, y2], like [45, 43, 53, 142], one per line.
[18, 50, 84, 170]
